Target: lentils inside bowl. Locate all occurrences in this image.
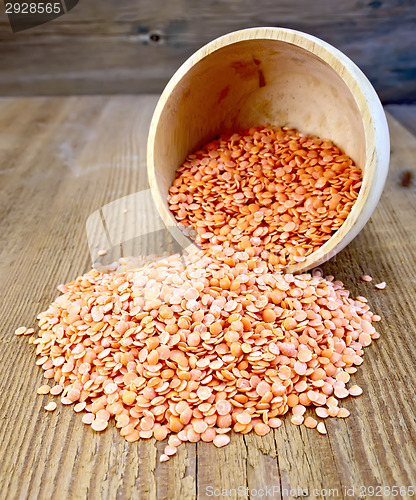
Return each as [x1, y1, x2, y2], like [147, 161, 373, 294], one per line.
[168, 125, 362, 267]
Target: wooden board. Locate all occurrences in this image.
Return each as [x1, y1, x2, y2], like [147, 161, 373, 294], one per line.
[0, 96, 415, 500]
[387, 105, 416, 137]
[0, 0, 415, 103]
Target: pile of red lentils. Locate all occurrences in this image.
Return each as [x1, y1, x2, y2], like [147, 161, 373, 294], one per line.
[16, 125, 382, 462]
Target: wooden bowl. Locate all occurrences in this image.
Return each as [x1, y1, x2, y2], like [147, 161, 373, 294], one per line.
[147, 27, 390, 273]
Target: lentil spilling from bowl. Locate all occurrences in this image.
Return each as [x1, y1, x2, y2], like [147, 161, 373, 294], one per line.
[16, 124, 380, 462]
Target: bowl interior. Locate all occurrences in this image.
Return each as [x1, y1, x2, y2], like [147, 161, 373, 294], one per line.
[148, 33, 374, 268]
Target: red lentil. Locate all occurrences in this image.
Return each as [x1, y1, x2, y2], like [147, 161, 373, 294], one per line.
[317, 422, 327, 434]
[304, 416, 318, 429]
[337, 408, 350, 418]
[44, 402, 57, 412]
[14, 326, 27, 336]
[37, 384, 51, 395]
[349, 385, 363, 396]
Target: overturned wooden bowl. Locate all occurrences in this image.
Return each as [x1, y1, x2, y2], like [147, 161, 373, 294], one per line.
[147, 27, 390, 273]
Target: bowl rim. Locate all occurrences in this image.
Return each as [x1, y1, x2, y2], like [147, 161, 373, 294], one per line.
[147, 27, 390, 272]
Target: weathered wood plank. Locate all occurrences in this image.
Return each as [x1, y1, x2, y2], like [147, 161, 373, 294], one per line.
[0, 95, 172, 500]
[386, 104, 416, 137]
[0, 97, 416, 500]
[0, 0, 415, 102]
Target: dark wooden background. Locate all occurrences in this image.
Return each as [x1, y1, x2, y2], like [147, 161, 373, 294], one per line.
[0, 0, 415, 102]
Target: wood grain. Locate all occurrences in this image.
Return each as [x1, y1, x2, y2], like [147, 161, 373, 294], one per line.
[0, 97, 416, 500]
[0, 0, 415, 103]
[387, 105, 416, 137]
